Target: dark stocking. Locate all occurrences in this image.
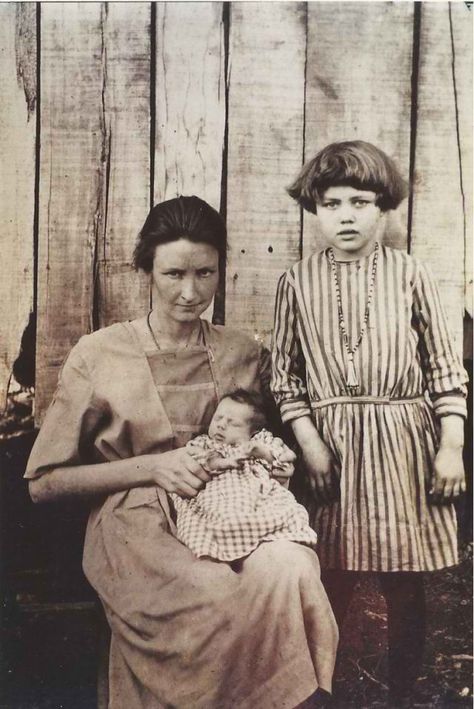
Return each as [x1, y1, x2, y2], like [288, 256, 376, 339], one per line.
[320, 569, 359, 628]
[379, 572, 426, 701]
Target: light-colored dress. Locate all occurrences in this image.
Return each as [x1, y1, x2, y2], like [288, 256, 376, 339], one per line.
[272, 245, 468, 573]
[26, 317, 337, 709]
[171, 429, 318, 561]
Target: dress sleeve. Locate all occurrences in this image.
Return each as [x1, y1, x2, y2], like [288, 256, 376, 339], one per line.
[413, 260, 469, 419]
[25, 340, 107, 479]
[271, 271, 312, 423]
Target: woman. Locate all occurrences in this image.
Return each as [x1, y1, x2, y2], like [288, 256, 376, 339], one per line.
[26, 196, 338, 709]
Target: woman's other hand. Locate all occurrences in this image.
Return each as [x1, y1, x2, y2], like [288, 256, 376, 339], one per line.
[149, 448, 212, 498]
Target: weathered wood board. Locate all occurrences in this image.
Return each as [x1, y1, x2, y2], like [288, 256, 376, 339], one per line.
[153, 2, 225, 320]
[36, 3, 107, 421]
[0, 4, 36, 408]
[449, 2, 473, 318]
[154, 2, 225, 210]
[410, 2, 465, 354]
[225, 2, 306, 341]
[302, 1, 414, 256]
[96, 3, 151, 328]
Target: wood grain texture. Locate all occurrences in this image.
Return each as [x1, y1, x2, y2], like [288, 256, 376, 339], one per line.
[96, 3, 151, 328]
[410, 2, 465, 354]
[449, 3, 473, 317]
[0, 4, 36, 407]
[154, 2, 225, 209]
[153, 2, 225, 321]
[225, 2, 306, 342]
[302, 2, 414, 256]
[36, 3, 106, 421]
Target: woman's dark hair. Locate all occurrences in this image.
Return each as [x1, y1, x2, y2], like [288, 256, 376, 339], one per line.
[222, 389, 267, 432]
[287, 141, 408, 214]
[133, 196, 227, 273]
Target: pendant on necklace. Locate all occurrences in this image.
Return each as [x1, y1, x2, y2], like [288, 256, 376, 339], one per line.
[346, 352, 359, 391]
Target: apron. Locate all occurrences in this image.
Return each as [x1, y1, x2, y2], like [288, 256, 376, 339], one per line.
[146, 330, 219, 449]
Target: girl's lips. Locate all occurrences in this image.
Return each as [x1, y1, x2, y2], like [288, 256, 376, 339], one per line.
[338, 230, 359, 235]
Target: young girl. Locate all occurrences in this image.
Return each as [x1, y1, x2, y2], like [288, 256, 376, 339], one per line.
[171, 389, 318, 562]
[271, 141, 468, 706]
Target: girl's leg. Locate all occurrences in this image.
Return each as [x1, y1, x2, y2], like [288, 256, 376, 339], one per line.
[378, 572, 426, 704]
[320, 569, 359, 628]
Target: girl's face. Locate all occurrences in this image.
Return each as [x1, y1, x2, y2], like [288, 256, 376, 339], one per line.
[316, 185, 383, 261]
[152, 238, 219, 325]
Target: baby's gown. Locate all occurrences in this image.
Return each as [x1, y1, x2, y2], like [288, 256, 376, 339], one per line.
[172, 429, 318, 561]
[272, 246, 468, 572]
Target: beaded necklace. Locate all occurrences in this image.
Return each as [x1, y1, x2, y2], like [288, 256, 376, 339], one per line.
[327, 242, 379, 393]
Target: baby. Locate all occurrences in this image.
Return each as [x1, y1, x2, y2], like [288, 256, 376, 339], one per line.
[171, 389, 318, 562]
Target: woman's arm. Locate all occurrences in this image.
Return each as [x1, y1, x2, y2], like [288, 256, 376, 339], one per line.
[29, 448, 211, 504]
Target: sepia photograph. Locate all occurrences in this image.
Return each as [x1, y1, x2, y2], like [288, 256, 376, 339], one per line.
[0, 1, 472, 707]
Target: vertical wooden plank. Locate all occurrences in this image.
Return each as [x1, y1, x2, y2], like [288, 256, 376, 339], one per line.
[154, 2, 225, 210]
[97, 3, 151, 327]
[449, 3, 473, 318]
[225, 2, 306, 341]
[0, 4, 36, 407]
[302, 2, 414, 256]
[410, 3, 465, 353]
[37, 3, 106, 421]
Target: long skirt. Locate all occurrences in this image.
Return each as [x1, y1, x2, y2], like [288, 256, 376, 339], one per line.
[83, 490, 338, 708]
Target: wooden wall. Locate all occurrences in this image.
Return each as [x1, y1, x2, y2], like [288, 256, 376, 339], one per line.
[0, 1, 471, 423]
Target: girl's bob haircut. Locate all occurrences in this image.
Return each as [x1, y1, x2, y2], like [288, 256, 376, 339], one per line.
[133, 195, 227, 274]
[287, 141, 408, 214]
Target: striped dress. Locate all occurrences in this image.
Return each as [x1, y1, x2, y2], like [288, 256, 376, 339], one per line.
[271, 245, 468, 572]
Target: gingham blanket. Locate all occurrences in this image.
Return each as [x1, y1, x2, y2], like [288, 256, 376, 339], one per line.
[171, 430, 317, 561]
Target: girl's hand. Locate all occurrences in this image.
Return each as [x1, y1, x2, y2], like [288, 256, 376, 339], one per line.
[301, 438, 338, 503]
[430, 445, 466, 503]
[148, 448, 211, 498]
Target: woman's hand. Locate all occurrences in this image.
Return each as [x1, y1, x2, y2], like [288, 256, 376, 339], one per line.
[148, 448, 212, 498]
[430, 445, 466, 503]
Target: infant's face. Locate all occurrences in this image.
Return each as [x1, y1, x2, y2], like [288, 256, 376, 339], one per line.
[208, 399, 254, 445]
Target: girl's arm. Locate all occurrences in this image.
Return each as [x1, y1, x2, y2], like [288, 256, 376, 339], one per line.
[413, 261, 468, 501]
[271, 272, 312, 422]
[271, 274, 337, 501]
[430, 415, 466, 502]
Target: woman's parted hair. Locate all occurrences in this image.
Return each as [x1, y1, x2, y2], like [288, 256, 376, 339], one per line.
[287, 141, 408, 214]
[133, 196, 227, 273]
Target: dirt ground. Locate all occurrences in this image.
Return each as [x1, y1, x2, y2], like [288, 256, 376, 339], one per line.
[1, 389, 472, 708]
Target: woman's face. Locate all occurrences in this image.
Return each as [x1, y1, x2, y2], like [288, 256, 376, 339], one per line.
[152, 238, 219, 324]
[316, 185, 383, 261]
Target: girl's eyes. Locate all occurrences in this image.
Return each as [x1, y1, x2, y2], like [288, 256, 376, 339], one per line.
[197, 268, 216, 278]
[322, 200, 371, 210]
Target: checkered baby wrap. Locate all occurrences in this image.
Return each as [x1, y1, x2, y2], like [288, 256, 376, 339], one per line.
[171, 430, 318, 561]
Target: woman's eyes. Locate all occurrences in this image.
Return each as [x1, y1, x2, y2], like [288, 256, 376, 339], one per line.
[163, 269, 216, 278]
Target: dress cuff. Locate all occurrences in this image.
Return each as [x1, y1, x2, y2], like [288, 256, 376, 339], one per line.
[432, 394, 467, 419]
[279, 399, 312, 424]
